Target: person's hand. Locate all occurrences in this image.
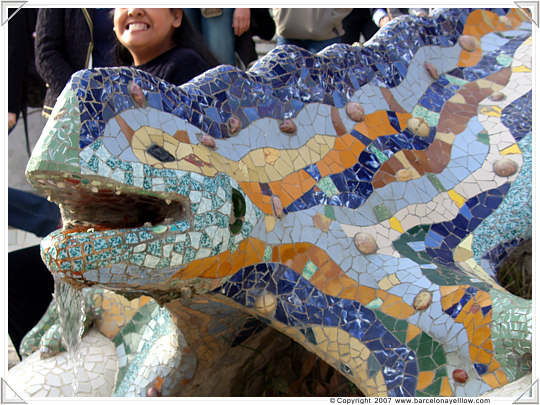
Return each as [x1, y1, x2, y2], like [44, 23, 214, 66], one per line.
[233, 8, 250, 36]
[378, 15, 391, 27]
[8, 112, 17, 131]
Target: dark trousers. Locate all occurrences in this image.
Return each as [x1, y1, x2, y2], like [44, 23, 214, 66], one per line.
[8, 245, 55, 357]
[342, 9, 379, 44]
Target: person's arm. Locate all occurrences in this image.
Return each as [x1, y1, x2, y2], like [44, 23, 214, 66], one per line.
[8, 9, 28, 126]
[232, 8, 250, 36]
[34, 9, 79, 97]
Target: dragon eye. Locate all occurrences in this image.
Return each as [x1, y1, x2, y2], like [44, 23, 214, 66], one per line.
[146, 144, 175, 162]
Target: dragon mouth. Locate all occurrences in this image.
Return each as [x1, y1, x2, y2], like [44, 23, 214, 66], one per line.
[33, 174, 190, 234]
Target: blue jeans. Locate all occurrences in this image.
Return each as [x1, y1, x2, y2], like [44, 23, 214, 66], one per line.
[8, 188, 61, 237]
[184, 8, 235, 66]
[276, 36, 342, 54]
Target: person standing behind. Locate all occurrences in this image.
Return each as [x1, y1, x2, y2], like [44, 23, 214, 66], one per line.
[183, 8, 251, 66]
[271, 8, 352, 54]
[35, 8, 116, 118]
[8, 8, 44, 132]
[113, 8, 219, 86]
[341, 9, 379, 45]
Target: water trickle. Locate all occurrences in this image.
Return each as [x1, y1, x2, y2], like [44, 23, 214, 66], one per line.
[53, 276, 86, 396]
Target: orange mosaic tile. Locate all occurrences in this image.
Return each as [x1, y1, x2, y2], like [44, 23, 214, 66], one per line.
[440, 377, 453, 396]
[417, 371, 435, 391]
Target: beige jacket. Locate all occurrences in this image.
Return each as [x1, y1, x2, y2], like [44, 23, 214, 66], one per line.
[271, 8, 352, 41]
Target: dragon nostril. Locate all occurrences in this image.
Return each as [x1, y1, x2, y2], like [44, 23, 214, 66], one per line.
[147, 144, 175, 162]
[230, 188, 246, 235]
[232, 188, 246, 218]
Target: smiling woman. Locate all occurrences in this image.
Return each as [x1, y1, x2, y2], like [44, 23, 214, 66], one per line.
[114, 8, 181, 65]
[112, 8, 219, 86]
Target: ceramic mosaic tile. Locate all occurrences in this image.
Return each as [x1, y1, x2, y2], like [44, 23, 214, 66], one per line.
[14, 8, 533, 397]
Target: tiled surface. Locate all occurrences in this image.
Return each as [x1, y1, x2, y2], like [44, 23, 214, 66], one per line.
[19, 8, 532, 397]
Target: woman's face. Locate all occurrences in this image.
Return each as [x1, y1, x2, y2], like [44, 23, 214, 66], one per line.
[114, 8, 182, 65]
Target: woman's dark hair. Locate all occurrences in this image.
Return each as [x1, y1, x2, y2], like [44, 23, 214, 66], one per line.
[113, 9, 220, 68]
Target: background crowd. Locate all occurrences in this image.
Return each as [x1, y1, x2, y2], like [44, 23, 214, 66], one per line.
[7, 7, 430, 358]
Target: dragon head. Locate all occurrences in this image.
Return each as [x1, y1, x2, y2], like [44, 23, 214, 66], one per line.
[26, 67, 264, 299]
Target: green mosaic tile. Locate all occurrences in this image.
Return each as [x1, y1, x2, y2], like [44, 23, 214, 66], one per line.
[496, 53, 513, 67]
[124, 172, 133, 185]
[302, 260, 318, 280]
[368, 144, 389, 164]
[426, 173, 446, 193]
[324, 205, 336, 220]
[241, 221, 253, 238]
[420, 378, 443, 396]
[190, 178, 202, 191]
[263, 245, 272, 261]
[367, 354, 380, 378]
[200, 233, 212, 248]
[373, 204, 391, 222]
[183, 247, 197, 264]
[432, 344, 446, 366]
[125, 233, 138, 244]
[60, 262, 72, 270]
[418, 356, 437, 370]
[444, 74, 469, 86]
[93, 238, 109, 251]
[366, 298, 383, 309]
[147, 241, 162, 256]
[317, 176, 339, 197]
[157, 258, 171, 269]
[477, 130, 490, 145]
[411, 105, 440, 127]
[130, 253, 145, 266]
[57, 249, 68, 260]
[300, 328, 317, 345]
[211, 242, 223, 256]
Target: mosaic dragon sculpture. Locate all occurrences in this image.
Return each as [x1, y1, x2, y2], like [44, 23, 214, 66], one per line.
[13, 8, 533, 398]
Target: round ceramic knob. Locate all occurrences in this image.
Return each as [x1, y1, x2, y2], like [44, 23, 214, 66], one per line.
[453, 369, 468, 383]
[271, 195, 284, 218]
[254, 292, 277, 314]
[201, 134, 216, 148]
[425, 62, 439, 80]
[459, 35, 476, 52]
[147, 387, 162, 397]
[413, 291, 432, 310]
[489, 91, 505, 101]
[494, 158, 518, 177]
[228, 116, 241, 135]
[346, 102, 365, 122]
[499, 15, 513, 28]
[354, 233, 377, 254]
[129, 82, 145, 107]
[279, 119, 297, 134]
[407, 117, 430, 137]
[396, 168, 412, 181]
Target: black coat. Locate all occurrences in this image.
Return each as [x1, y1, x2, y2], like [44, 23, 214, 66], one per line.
[8, 8, 41, 116]
[35, 8, 94, 116]
[135, 46, 212, 86]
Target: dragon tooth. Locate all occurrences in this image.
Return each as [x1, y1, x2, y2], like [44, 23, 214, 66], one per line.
[165, 199, 172, 205]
